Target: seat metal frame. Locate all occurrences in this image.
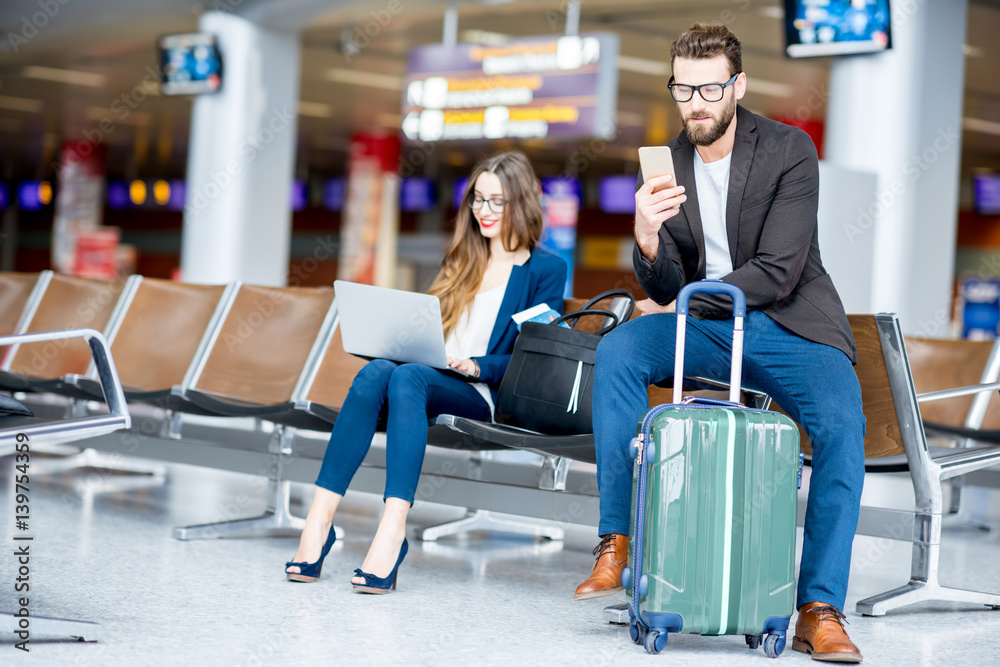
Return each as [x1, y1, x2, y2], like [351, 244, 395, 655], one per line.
[0, 327, 131, 642]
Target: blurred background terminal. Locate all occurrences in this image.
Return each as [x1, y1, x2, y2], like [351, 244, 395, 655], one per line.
[0, 0, 998, 336]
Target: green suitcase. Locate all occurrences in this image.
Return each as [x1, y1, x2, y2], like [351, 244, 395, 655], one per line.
[620, 281, 801, 657]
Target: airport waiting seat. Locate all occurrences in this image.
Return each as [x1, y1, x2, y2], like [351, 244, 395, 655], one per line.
[805, 314, 1000, 616]
[906, 336, 1000, 430]
[144, 283, 334, 418]
[0, 274, 125, 392]
[162, 283, 339, 541]
[0, 271, 46, 335]
[51, 276, 232, 406]
[0, 271, 49, 365]
[282, 319, 370, 429]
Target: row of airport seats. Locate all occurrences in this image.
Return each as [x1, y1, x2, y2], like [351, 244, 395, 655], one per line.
[5, 270, 1000, 617]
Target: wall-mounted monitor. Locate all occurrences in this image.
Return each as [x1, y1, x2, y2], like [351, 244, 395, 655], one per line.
[541, 177, 581, 204]
[401, 178, 437, 212]
[974, 174, 1000, 216]
[783, 0, 891, 58]
[453, 177, 470, 210]
[158, 33, 223, 95]
[599, 175, 637, 214]
[291, 180, 307, 212]
[325, 178, 346, 211]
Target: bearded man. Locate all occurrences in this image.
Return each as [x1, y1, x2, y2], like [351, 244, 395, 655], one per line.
[573, 23, 866, 664]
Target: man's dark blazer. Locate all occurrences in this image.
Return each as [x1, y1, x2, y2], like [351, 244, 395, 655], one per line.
[634, 105, 858, 364]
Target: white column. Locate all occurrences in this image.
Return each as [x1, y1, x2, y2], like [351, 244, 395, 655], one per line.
[181, 11, 300, 286]
[824, 1, 967, 335]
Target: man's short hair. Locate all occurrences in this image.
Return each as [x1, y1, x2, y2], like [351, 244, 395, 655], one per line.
[670, 23, 742, 78]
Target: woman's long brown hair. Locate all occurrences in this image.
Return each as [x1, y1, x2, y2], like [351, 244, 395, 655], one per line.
[428, 150, 544, 338]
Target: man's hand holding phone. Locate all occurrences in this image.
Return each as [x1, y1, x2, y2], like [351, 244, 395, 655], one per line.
[635, 175, 686, 262]
[636, 146, 687, 263]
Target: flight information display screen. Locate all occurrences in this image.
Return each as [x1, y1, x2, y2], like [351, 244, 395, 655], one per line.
[784, 0, 891, 58]
[159, 33, 223, 95]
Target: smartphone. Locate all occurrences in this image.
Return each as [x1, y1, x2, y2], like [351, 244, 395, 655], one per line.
[638, 146, 677, 194]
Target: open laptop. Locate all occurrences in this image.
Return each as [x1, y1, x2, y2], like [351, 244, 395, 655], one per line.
[334, 280, 477, 380]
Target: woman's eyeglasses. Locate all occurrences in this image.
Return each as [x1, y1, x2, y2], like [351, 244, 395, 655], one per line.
[469, 194, 506, 213]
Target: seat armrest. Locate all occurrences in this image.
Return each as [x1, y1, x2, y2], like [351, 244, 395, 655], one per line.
[0, 328, 130, 443]
[916, 381, 1000, 403]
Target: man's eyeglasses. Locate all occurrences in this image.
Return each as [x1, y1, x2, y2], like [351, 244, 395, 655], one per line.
[668, 73, 740, 103]
[469, 194, 506, 213]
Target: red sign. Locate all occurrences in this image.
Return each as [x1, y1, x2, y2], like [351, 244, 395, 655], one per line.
[73, 227, 120, 279]
[338, 134, 401, 286]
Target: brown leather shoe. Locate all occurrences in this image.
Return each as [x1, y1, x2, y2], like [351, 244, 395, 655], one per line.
[573, 534, 628, 600]
[792, 602, 863, 663]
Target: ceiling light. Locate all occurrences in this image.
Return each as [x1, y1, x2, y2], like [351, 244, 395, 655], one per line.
[618, 56, 669, 77]
[22, 66, 105, 87]
[298, 101, 333, 118]
[964, 117, 1000, 136]
[326, 68, 403, 91]
[0, 95, 43, 113]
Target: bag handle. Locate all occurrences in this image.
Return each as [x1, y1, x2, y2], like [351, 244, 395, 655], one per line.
[551, 308, 619, 336]
[582, 289, 636, 324]
[673, 280, 746, 405]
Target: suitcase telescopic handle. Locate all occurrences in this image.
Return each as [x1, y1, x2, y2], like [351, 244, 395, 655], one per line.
[672, 280, 746, 405]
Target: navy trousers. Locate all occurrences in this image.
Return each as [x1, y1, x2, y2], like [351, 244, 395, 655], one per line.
[593, 311, 865, 611]
[315, 359, 491, 504]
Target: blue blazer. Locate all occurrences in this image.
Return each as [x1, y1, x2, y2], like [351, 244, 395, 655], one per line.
[471, 247, 568, 401]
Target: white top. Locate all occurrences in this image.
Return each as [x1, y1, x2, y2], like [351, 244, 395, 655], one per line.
[694, 149, 734, 280]
[445, 281, 507, 417]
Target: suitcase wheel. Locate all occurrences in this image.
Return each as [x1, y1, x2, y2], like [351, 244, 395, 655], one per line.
[745, 634, 761, 649]
[763, 634, 784, 658]
[628, 619, 643, 645]
[643, 629, 667, 655]
[628, 437, 640, 459]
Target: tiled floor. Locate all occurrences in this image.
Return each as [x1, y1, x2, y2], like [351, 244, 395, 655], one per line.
[2, 455, 1000, 666]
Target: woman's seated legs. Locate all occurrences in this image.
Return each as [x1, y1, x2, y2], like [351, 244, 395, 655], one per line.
[288, 359, 398, 574]
[352, 363, 491, 582]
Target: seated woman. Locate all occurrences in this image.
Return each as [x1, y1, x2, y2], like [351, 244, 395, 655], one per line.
[285, 150, 567, 593]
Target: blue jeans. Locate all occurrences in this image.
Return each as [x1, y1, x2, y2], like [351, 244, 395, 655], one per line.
[315, 359, 491, 504]
[593, 311, 865, 611]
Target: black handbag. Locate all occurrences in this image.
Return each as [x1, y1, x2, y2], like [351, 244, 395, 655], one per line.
[495, 290, 635, 435]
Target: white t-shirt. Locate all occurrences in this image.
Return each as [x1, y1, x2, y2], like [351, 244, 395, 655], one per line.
[444, 281, 507, 417]
[694, 149, 734, 280]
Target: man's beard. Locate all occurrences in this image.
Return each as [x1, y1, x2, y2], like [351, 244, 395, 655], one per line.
[682, 96, 736, 147]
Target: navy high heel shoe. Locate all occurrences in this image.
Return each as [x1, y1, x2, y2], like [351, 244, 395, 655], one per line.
[352, 537, 408, 594]
[285, 523, 337, 583]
